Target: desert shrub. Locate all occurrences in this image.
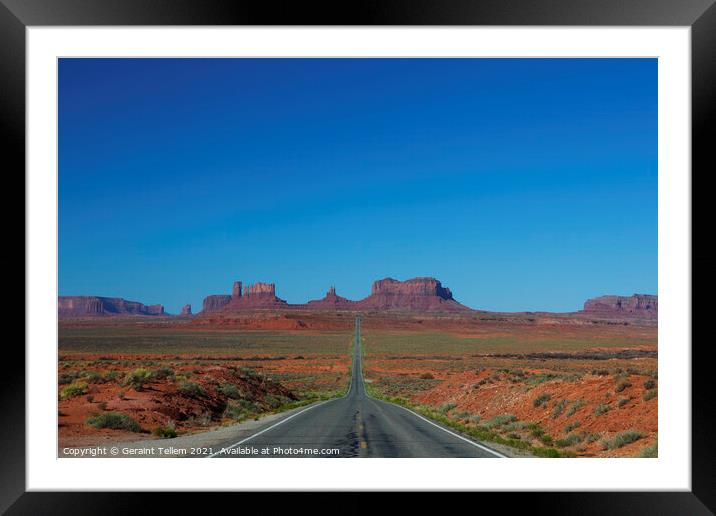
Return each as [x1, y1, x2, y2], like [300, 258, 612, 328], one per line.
[566, 399, 586, 417]
[615, 379, 632, 393]
[178, 380, 205, 397]
[218, 383, 242, 399]
[638, 439, 658, 458]
[592, 369, 610, 376]
[539, 434, 554, 446]
[618, 397, 631, 408]
[533, 393, 552, 408]
[223, 399, 259, 420]
[152, 422, 177, 439]
[585, 432, 602, 443]
[564, 421, 581, 434]
[643, 379, 656, 390]
[154, 366, 175, 380]
[122, 368, 152, 391]
[419, 373, 434, 380]
[643, 389, 657, 401]
[556, 432, 585, 448]
[86, 395, 94, 403]
[551, 399, 567, 419]
[86, 412, 142, 432]
[484, 414, 517, 429]
[504, 421, 528, 432]
[467, 415, 482, 424]
[527, 423, 558, 450]
[594, 403, 611, 416]
[603, 430, 645, 450]
[454, 411, 472, 421]
[528, 423, 544, 438]
[118, 391, 126, 400]
[60, 382, 88, 400]
[532, 447, 560, 458]
[438, 402, 457, 414]
[526, 373, 558, 385]
[82, 371, 104, 384]
[103, 370, 121, 381]
[264, 395, 286, 409]
[58, 372, 80, 385]
[239, 367, 258, 378]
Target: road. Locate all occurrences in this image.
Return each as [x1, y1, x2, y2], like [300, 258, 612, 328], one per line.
[210, 317, 505, 458]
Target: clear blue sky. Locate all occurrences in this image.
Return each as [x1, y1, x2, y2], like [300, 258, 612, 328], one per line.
[59, 58, 657, 314]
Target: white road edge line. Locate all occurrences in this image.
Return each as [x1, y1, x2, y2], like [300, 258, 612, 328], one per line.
[207, 336, 357, 458]
[389, 403, 508, 458]
[358, 320, 506, 458]
[207, 398, 337, 458]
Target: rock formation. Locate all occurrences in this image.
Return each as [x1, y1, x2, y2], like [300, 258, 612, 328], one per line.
[370, 277, 454, 298]
[305, 286, 356, 310]
[583, 294, 657, 318]
[202, 280, 288, 313]
[356, 277, 471, 312]
[145, 304, 165, 315]
[245, 282, 277, 297]
[59, 279, 658, 320]
[198, 277, 469, 314]
[228, 282, 288, 308]
[58, 296, 166, 318]
[202, 294, 232, 313]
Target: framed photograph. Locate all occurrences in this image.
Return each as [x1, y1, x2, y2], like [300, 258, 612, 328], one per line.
[7, 0, 714, 512]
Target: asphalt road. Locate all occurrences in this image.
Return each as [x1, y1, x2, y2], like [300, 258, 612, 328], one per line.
[210, 317, 505, 458]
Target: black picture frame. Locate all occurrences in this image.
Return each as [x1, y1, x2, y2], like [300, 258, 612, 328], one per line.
[5, 0, 714, 513]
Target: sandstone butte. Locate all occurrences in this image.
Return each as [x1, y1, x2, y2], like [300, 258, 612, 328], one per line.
[582, 294, 658, 319]
[58, 296, 165, 317]
[58, 278, 658, 320]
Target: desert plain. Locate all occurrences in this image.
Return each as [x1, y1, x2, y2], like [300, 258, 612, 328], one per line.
[58, 286, 658, 458]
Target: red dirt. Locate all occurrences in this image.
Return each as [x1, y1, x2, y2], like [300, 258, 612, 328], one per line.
[412, 369, 656, 457]
[58, 356, 348, 448]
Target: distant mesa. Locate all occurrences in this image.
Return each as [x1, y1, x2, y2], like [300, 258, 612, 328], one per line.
[582, 294, 658, 318]
[356, 277, 471, 312]
[58, 296, 165, 318]
[202, 295, 231, 313]
[202, 281, 288, 313]
[202, 276, 471, 314]
[58, 280, 658, 320]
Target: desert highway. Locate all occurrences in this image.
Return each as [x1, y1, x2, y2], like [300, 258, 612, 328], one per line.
[209, 318, 505, 458]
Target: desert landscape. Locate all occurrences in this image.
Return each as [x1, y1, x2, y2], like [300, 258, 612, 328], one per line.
[58, 277, 657, 458]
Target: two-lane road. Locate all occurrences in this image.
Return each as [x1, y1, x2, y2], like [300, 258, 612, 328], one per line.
[210, 317, 505, 458]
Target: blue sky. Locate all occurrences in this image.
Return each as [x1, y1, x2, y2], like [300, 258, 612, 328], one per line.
[59, 58, 657, 313]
